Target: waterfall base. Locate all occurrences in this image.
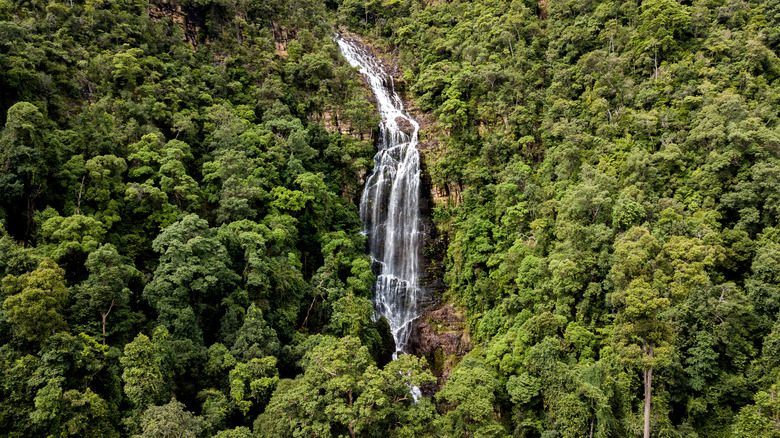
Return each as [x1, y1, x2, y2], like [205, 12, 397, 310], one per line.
[406, 304, 471, 395]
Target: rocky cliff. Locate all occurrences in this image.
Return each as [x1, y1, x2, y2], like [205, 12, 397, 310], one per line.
[407, 305, 471, 394]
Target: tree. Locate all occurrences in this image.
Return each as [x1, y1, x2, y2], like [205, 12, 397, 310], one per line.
[610, 227, 672, 438]
[111, 47, 144, 91]
[747, 235, 780, 325]
[124, 134, 179, 236]
[135, 397, 204, 438]
[0, 102, 57, 239]
[158, 140, 201, 210]
[30, 378, 117, 438]
[217, 219, 306, 340]
[2, 258, 68, 343]
[256, 336, 435, 437]
[328, 293, 382, 353]
[82, 154, 127, 226]
[213, 427, 252, 438]
[228, 356, 279, 416]
[120, 332, 170, 410]
[435, 356, 505, 437]
[612, 279, 672, 438]
[37, 211, 107, 279]
[732, 380, 780, 438]
[70, 244, 140, 345]
[631, 0, 691, 79]
[231, 304, 280, 362]
[143, 214, 240, 344]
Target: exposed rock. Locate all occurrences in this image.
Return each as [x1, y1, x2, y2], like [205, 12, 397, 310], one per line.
[375, 316, 396, 368]
[271, 22, 296, 58]
[395, 116, 415, 136]
[430, 181, 463, 206]
[310, 109, 355, 136]
[406, 305, 471, 396]
[418, 151, 448, 303]
[148, 0, 202, 48]
[411, 110, 436, 144]
[414, 109, 462, 207]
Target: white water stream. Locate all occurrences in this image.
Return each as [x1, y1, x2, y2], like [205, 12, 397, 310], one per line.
[337, 37, 423, 363]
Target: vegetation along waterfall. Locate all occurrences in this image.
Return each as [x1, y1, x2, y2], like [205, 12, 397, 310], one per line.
[337, 36, 423, 360]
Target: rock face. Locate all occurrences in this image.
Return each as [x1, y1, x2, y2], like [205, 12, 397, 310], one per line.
[417, 151, 447, 309]
[395, 116, 416, 136]
[148, 0, 202, 48]
[407, 305, 471, 395]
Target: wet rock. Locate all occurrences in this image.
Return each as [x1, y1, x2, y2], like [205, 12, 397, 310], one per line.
[406, 305, 471, 396]
[374, 316, 395, 368]
[417, 150, 448, 306]
[394, 116, 416, 136]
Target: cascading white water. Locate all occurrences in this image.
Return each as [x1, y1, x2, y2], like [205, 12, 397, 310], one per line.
[337, 37, 422, 360]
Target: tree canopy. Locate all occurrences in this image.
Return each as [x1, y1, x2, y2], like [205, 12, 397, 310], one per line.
[2, 0, 780, 436]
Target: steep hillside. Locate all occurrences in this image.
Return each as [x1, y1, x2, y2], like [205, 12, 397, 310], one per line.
[4, 0, 780, 436]
[346, 0, 780, 436]
[0, 0, 404, 436]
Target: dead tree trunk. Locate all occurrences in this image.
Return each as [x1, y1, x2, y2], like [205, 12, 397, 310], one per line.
[643, 341, 654, 438]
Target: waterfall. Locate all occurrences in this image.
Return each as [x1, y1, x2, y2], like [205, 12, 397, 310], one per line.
[337, 37, 422, 360]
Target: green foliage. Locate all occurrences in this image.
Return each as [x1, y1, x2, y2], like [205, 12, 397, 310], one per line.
[731, 374, 780, 437]
[30, 379, 117, 438]
[2, 258, 68, 344]
[436, 356, 505, 437]
[351, 0, 780, 435]
[231, 304, 280, 362]
[0, 0, 381, 435]
[0, 102, 59, 238]
[69, 243, 141, 344]
[135, 397, 204, 438]
[257, 336, 436, 437]
[213, 426, 253, 438]
[228, 356, 279, 416]
[120, 332, 171, 409]
[3, 0, 780, 434]
[143, 214, 240, 344]
[38, 211, 107, 277]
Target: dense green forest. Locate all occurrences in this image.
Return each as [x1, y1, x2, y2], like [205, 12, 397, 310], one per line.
[3, 0, 780, 436]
